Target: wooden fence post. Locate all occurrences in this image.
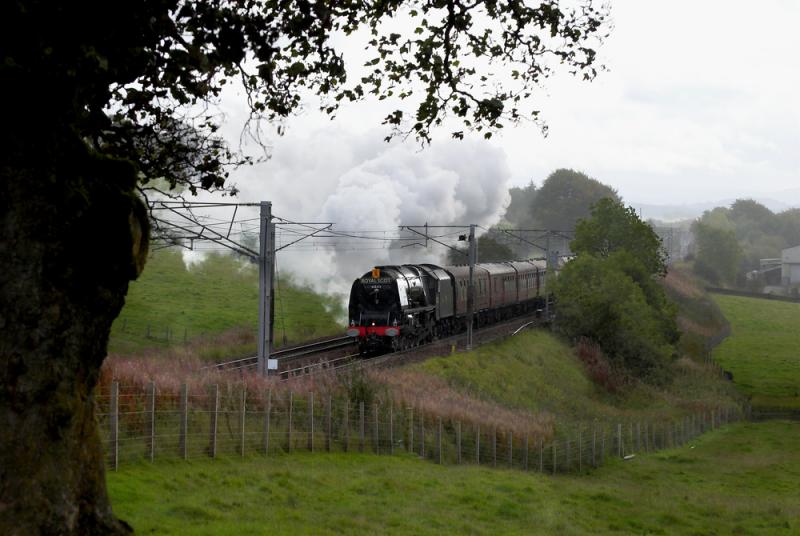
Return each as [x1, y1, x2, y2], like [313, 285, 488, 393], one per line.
[552, 443, 557, 475]
[437, 417, 443, 464]
[475, 425, 481, 464]
[539, 438, 544, 473]
[523, 435, 529, 471]
[456, 421, 462, 465]
[263, 389, 271, 455]
[419, 413, 425, 459]
[592, 424, 596, 467]
[326, 396, 332, 452]
[308, 393, 314, 452]
[110, 381, 119, 471]
[408, 407, 413, 453]
[389, 405, 394, 455]
[617, 423, 622, 458]
[373, 404, 379, 454]
[359, 401, 365, 453]
[343, 399, 350, 452]
[147, 381, 156, 462]
[565, 439, 570, 473]
[600, 430, 605, 463]
[637, 422, 641, 452]
[209, 384, 219, 459]
[179, 383, 188, 460]
[287, 391, 293, 453]
[652, 421, 656, 450]
[492, 427, 497, 467]
[578, 429, 582, 472]
[240, 388, 246, 457]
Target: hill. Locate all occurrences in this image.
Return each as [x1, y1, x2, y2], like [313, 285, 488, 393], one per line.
[108, 249, 344, 356]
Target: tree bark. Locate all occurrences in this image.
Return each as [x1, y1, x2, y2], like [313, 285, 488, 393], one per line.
[0, 122, 146, 534]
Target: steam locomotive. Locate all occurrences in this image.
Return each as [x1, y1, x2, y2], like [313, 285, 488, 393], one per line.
[346, 260, 548, 354]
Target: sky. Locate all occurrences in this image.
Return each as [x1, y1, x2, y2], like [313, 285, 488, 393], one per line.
[218, 0, 799, 213]
[179, 0, 800, 291]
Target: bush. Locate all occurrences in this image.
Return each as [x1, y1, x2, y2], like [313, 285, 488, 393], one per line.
[553, 254, 676, 382]
[575, 338, 625, 392]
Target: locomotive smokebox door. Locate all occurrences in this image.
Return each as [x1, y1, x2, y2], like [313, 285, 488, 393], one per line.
[372, 267, 381, 278]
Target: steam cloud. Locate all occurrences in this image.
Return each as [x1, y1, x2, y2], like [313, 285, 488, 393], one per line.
[196, 126, 512, 300]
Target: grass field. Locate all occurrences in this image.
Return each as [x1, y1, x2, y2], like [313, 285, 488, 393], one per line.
[109, 249, 344, 355]
[108, 420, 800, 535]
[712, 294, 800, 411]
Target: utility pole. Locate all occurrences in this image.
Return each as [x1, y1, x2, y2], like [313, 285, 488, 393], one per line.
[257, 201, 275, 377]
[545, 232, 551, 320]
[466, 224, 476, 350]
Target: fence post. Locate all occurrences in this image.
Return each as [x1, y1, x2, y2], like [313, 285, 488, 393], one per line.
[359, 401, 365, 453]
[475, 425, 481, 464]
[652, 421, 656, 450]
[389, 405, 394, 455]
[578, 429, 582, 472]
[524, 435, 529, 471]
[637, 422, 641, 452]
[508, 432, 513, 468]
[288, 391, 293, 453]
[263, 389, 272, 455]
[592, 424, 596, 467]
[408, 407, 413, 453]
[343, 399, 350, 452]
[617, 423, 622, 458]
[240, 388, 246, 457]
[644, 422, 649, 452]
[711, 409, 715, 430]
[419, 413, 425, 459]
[209, 384, 219, 459]
[326, 396, 332, 452]
[456, 421, 462, 465]
[179, 383, 188, 460]
[552, 443, 557, 475]
[539, 438, 544, 473]
[600, 429, 605, 463]
[110, 381, 119, 471]
[308, 392, 315, 452]
[373, 404, 379, 454]
[437, 417, 443, 465]
[492, 427, 497, 467]
[147, 381, 156, 462]
[565, 439, 570, 472]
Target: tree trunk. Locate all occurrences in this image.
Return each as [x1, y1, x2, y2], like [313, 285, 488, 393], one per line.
[0, 124, 147, 534]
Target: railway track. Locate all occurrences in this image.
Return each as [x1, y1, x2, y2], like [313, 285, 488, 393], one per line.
[212, 336, 357, 372]
[276, 313, 545, 380]
[212, 313, 545, 380]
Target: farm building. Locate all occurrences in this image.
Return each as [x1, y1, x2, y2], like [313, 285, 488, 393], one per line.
[781, 245, 800, 286]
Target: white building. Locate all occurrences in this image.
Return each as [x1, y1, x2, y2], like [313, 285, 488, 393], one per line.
[781, 245, 800, 286]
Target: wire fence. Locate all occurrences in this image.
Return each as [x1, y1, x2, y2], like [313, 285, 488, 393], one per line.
[98, 381, 747, 474]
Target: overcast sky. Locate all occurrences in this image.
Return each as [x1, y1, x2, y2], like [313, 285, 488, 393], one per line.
[221, 0, 799, 217]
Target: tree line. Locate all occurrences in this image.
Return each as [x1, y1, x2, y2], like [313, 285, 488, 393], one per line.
[692, 199, 800, 288]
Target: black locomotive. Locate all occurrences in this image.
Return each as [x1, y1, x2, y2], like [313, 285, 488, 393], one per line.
[346, 261, 548, 353]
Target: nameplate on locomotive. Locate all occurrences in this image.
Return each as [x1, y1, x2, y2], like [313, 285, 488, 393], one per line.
[360, 277, 393, 285]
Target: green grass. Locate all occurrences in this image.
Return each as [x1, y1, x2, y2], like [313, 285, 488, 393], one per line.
[712, 294, 800, 411]
[108, 421, 800, 535]
[416, 330, 741, 428]
[109, 249, 344, 355]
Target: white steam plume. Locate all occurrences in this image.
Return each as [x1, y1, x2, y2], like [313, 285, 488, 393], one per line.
[186, 126, 512, 302]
